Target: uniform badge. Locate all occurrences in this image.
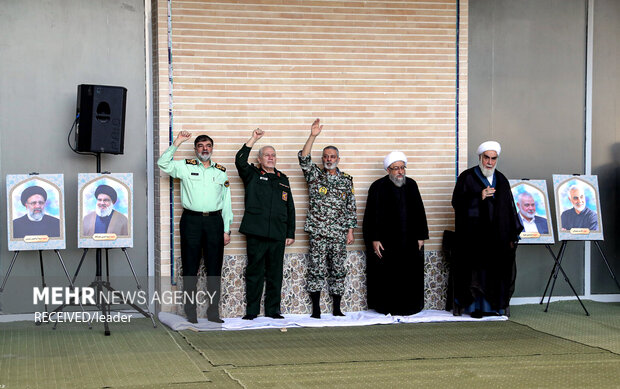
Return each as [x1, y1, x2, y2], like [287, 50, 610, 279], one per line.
[185, 159, 198, 165]
[214, 163, 226, 172]
[224, 180, 230, 188]
[282, 191, 288, 201]
[319, 186, 328, 195]
[341, 193, 347, 200]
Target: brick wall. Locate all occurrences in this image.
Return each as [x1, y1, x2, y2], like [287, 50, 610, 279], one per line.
[153, 0, 468, 313]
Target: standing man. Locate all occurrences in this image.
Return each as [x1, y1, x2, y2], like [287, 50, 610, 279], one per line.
[157, 130, 232, 324]
[451, 141, 522, 318]
[299, 119, 357, 318]
[13, 186, 61, 239]
[363, 152, 429, 316]
[516, 191, 548, 234]
[82, 185, 129, 236]
[236, 128, 295, 320]
[560, 185, 598, 231]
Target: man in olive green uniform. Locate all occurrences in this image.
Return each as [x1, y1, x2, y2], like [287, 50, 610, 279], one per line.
[299, 119, 357, 319]
[158, 130, 232, 324]
[236, 128, 295, 320]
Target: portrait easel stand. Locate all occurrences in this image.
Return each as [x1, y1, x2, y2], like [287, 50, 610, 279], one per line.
[51, 154, 155, 336]
[0, 249, 79, 323]
[540, 240, 620, 316]
[51, 246, 157, 334]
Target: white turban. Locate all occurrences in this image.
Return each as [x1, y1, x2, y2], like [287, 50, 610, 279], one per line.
[476, 141, 501, 156]
[383, 151, 407, 171]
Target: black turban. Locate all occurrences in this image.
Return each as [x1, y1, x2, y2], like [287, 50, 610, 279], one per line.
[21, 186, 47, 205]
[94, 184, 117, 204]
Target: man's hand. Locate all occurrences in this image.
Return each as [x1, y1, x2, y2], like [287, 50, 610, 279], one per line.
[173, 130, 192, 147]
[285, 238, 295, 246]
[346, 229, 354, 245]
[246, 128, 264, 148]
[224, 232, 231, 246]
[418, 240, 424, 251]
[252, 128, 264, 140]
[481, 186, 496, 200]
[372, 241, 384, 259]
[310, 118, 323, 136]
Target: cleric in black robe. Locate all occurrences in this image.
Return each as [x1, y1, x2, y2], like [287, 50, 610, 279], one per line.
[12, 185, 60, 239]
[451, 141, 523, 317]
[363, 151, 429, 316]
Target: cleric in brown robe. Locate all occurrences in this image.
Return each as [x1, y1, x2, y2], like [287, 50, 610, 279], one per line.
[451, 141, 523, 318]
[363, 151, 429, 316]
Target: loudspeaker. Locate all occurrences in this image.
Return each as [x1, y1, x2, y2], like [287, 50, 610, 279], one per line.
[75, 84, 127, 154]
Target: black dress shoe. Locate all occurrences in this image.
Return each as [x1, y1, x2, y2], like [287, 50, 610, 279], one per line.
[208, 316, 224, 324]
[470, 310, 483, 319]
[242, 314, 257, 320]
[184, 305, 198, 323]
[266, 313, 284, 319]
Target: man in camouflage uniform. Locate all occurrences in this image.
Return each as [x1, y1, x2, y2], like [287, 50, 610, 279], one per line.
[298, 119, 357, 318]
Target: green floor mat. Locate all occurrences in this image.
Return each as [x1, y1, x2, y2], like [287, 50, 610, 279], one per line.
[181, 321, 605, 368]
[510, 300, 620, 353]
[0, 319, 213, 389]
[226, 353, 620, 389]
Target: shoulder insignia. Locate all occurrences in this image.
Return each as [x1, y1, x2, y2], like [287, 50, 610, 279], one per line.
[214, 163, 226, 172]
[342, 172, 353, 180]
[224, 180, 230, 188]
[185, 159, 198, 165]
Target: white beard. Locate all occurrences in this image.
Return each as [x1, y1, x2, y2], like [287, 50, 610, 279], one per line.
[324, 161, 338, 170]
[389, 174, 406, 187]
[479, 161, 496, 178]
[96, 206, 113, 218]
[27, 210, 44, 222]
[196, 151, 211, 162]
[574, 203, 586, 213]
[521, 210, 536, 221]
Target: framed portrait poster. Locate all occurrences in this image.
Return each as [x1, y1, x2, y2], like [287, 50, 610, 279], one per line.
[509, 180, 555, 244]
[6, 174, 66, 251]
[553, 175, 603, 241]
[78, 173, 133, 248]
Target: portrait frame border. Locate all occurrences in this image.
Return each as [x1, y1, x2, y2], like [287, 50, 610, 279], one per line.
[553, 174, 604, 241]
[6, 174, 66, 251]
[77, 173, 134, 248]
[509, 179, 555, 245]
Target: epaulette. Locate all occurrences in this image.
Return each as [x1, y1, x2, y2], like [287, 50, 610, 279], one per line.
[185, 159, 198, 165]
[342, 172, 353, 180]
[214, 163, 226, 172]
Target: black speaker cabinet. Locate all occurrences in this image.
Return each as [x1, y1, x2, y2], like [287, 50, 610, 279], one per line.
[75, 84, 127, 154]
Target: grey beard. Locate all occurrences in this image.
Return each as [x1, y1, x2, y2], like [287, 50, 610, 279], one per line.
[27, 210, 44, 222]
[324, 161, 338, 171]
[389, 174, 406, 187]
[196, 152, 211, 162]
[479, 161, 496, 178]
[96, 207, 113, 218]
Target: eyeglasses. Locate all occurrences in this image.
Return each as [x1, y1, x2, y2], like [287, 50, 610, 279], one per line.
[388, 165, 406, 172]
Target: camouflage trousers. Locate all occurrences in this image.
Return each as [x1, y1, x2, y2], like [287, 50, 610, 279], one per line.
[307, 234, 347, 295]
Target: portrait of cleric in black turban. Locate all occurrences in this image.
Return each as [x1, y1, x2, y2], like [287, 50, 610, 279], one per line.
[11, 183, 61, 239]
[81, 183, 129, 237]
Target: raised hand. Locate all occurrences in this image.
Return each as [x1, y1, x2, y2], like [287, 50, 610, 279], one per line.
[173, 130, 192, 146]
[252, 128, 265, 140]
[310, 118, 323, 136]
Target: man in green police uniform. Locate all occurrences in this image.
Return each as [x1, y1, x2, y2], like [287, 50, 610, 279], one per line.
[158, 130, 232, 324]
[236, 128, 295, 320]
